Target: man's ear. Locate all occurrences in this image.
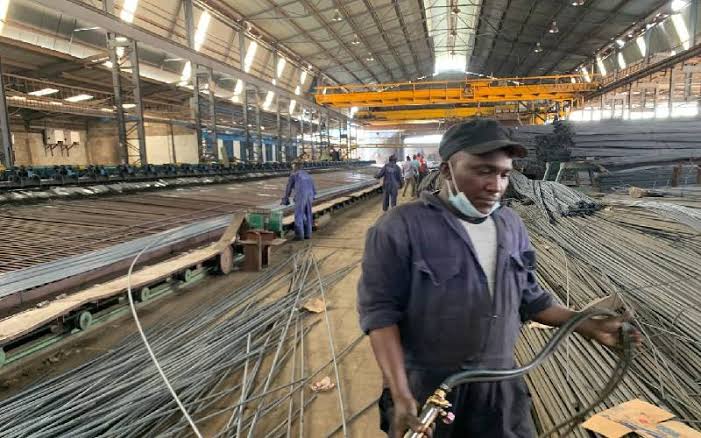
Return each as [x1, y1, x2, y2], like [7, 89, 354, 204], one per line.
[439, 161, 451, 179]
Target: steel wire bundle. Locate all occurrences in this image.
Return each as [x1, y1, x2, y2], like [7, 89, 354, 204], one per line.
[512, 200, 701, 433]
[0, 247, 358, 437]
[508, 171, 601, 221]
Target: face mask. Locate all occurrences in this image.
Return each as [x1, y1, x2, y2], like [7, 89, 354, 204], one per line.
[446, 161, 500, 218]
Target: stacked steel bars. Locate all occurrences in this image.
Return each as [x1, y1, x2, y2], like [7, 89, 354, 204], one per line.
[512, 195, 701, 434]
[567, 119, 701, 170]
[509, 124, 552, 178]
[0, 247, 357, 437]
[508, 171, 601, 221]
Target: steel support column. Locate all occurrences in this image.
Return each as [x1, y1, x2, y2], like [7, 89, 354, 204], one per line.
[691, 0, 699, 47]
[243, 89, 250, 160]
[668, 67, 674, 115]
[169, 122, 177, 163]
[276, 94, 281, 162]
[287, 108, 293, 161]
[0, 57, 13, 167]
[310, 109, 316, 160]
[127, 40, 147, 164]
[103, 0, 128, 164]
[626, 83, 632, 118]
[239, 31, 250, 161]
[183, 0, 203, 161]
[346, 119, 350, 159]
[299, 107, 304, 158]
[255, 87, 262, 162]
[202, 66, 218, 160]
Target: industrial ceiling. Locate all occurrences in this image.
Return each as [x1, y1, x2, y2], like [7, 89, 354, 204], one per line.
[0, 0, 684, 130]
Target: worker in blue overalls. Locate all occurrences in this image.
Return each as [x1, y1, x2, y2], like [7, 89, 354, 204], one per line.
[376, 154, 403, 212]
[358, 118, 641, 438]
[282, 160, 317, 240]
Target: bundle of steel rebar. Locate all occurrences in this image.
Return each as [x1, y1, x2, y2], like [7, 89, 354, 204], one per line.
[568, 119, 701, 169]
[596, 164, 699, 191]
[512, 119, 701, 187]
[508, 171, 601, 221]
[513, 201, 701, 432]
[606, 199, 701, 232]
[0, 247, 357, 437]
[416, 170, 443, 194]
[509, 125, 552, 178]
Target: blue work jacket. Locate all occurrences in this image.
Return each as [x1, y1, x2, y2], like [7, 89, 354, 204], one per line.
[358, 192, 553, 372]
[376, 163, 403, 191]
[283, 170, 316, 204]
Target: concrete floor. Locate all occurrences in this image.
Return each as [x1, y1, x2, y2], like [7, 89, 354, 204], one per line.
[0, 190, 402, 437]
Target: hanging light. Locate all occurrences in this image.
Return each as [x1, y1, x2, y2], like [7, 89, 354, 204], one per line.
[534, 42, 543, 53]
[365, 52, 374, 62]
[549, 21, 559, 33]
[451, 6, 460, 14]
[351, 34, 360, 45]
[571, 0, 584, 5]
[332, 9, 343, 22]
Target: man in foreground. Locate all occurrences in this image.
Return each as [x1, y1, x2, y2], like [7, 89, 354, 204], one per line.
[357, 119, 639, 437]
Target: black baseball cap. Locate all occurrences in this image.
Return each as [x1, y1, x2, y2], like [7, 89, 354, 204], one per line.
[438, 118, 527, 161]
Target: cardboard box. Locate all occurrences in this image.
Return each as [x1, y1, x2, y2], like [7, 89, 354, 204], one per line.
[582, 399, 701, 438]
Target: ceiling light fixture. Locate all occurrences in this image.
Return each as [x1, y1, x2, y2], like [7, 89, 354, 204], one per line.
[64, 94, 94, 103]
[549, 21, 559, 33]
[351, 34, 360, 45]
[571, 0, 584, 5]
[365, 52, 375, 62]
[451, 6, 460, 14]
[534, 42, 543, 53]
[671, 0, 688, 12]
[29, 88, 59, 97]
[332, 9, 343, 22]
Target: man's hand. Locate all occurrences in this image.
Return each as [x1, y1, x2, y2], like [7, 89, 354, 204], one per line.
[580, 312, 642, 349]
[533, 306, 642, 349]
[393, 395, 432, 438]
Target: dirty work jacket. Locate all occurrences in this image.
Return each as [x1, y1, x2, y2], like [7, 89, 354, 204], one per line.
[376, 163, 403, 192]
[283, 170, 316, 205]
[357, 192, 553, 372]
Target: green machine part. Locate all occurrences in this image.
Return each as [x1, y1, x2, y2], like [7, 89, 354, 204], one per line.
[246, 210, 284, 236]
[246, 212, 266, 230]
[267, 209, 284, 235]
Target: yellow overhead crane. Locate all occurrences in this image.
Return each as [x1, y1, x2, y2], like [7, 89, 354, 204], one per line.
[355, 103, 570, 126]
[315, 75, 597, 108]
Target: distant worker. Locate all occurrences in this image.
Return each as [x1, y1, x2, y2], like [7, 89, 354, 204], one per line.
[376, 154, 403, 211]
[401, 155, 417, 198]
[411, 154, 420, 176]
[330, 148, 341, 161]
[416, 153, 429, 187]
[281, 161, 317, 240]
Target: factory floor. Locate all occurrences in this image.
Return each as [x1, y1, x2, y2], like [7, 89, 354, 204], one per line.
[0, 190, 397, 437]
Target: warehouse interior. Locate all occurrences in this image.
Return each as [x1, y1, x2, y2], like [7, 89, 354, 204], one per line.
[0, 0, 700, 437]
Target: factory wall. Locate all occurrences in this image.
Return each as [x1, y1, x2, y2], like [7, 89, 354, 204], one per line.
[143, 123, 198, 164]
[11, 125, 90, 167]
[86, 121, 121, 165]
[8, 121, 201, 166]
